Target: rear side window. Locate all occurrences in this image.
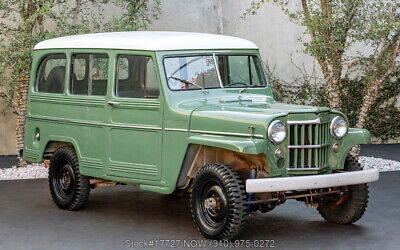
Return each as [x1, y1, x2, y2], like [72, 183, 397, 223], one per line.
[70, 54, 109, 96]
[116, 55, 159, 98]
[36, 54, 66, 93]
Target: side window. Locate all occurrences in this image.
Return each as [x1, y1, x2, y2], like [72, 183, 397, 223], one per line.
[118, 57, 129, 81]
[116, 55, 159, 98]
[70, 54, 109, 96]
[36, 54, 66, 93]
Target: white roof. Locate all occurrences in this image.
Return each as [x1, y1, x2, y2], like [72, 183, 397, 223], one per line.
[34, 31, 258, 51]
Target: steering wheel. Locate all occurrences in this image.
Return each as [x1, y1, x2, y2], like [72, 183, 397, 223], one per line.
[224, 82, 248, 88]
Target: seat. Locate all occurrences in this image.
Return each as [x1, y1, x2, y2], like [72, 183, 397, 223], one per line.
[45, 66, 66, 93]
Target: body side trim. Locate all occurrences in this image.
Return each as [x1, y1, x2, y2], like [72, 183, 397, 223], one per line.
[27, 115, 264, 139]
[189, 129, 264, 139]
[26, 115, 162, 131]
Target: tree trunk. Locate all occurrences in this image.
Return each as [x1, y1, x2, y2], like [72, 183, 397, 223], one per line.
[350, 81, 381, 157]
[16, 78, 29, 167]
[327, 77, 341, 110]
[355, 83, 380, 129]
[317, 60, 341, 110]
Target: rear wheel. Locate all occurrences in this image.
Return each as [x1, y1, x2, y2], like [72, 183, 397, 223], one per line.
[49, 146, 90, 210]
[317, 156, 369, 224]
[190, 163, 246, 240]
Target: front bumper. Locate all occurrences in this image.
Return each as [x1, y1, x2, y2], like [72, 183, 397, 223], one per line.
[246, 169, 379, 193]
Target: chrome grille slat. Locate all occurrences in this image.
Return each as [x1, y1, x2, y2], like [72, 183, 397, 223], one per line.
[288, 143, 329, 149]
[288, 118, 330, 170]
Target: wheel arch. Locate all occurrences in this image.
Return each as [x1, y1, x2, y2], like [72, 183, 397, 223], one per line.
[187, 134, 267, 155]
[337, 128, 371, 169]
[40, 136, 81, 161]
[175, 141, 269, 189]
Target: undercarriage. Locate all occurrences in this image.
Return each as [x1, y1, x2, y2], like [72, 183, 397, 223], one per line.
[246, 186, 348, 212]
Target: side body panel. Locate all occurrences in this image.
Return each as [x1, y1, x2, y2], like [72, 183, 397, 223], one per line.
[24, 49, 165, 187]
[106, 50, 163, 182]
[24, 49, 108, 178]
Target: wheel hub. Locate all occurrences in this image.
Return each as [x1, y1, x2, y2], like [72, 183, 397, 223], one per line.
[204, 197, 220, 212]
[61, 171, 72, 189]
[54, 164, 75, 199]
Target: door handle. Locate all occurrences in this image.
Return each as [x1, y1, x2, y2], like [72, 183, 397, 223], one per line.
[108, 101, 121, 107]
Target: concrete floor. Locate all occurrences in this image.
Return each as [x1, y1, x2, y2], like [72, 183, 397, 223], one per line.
[0, 171, 399, 250]
[360, 144, 400, 161]
[0, 155, 18, 168]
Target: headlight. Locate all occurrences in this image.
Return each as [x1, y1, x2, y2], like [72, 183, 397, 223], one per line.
[268, 120, 286, 144]
[330, 116, 348, 139]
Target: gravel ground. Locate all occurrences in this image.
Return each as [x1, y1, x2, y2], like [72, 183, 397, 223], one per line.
[0, 156, 399, 180]
[359, 156, 400, 172]
[0, 164, 48, 180]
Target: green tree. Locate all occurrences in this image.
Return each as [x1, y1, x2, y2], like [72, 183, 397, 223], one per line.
[244, 0, 400, 155]
[0, 0, 161, 165]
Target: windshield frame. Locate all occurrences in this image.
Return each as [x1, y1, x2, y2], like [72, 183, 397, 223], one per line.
[162, 52, 268, 92]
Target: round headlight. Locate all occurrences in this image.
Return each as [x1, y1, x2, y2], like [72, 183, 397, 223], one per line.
[268, 120, 286, 144]
[330, 116, 348, 139]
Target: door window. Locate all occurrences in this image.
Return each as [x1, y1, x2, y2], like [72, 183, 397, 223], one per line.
[70, 54, 109, 96]
[36, 54, 66, 93]
[116, 55, 159, 98]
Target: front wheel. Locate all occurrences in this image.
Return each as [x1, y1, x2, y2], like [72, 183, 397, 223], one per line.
[190, 163, 246, 240]
[49, 146, 90, 210]
[317, 156, 369, 224]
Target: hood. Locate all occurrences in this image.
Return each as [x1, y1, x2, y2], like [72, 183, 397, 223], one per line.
[188, 96, 330, 137]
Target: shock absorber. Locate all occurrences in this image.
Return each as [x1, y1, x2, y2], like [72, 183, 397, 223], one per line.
[246, 168, 256, 214]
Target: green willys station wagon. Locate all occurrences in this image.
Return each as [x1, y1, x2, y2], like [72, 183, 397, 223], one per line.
[22, 31, 379, 240]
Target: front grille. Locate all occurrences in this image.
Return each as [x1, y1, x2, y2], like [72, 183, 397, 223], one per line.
[288, 118, 330, 171]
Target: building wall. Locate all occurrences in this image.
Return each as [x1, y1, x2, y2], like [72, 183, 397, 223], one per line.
[148, 0, 316, 81]
[0, 1, 398, 155]
[0, 104, 16, 155]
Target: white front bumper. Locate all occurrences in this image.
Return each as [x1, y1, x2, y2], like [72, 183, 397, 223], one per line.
[246, 169, 379, 193]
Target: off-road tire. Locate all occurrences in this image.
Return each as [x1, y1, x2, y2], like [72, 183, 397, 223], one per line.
[317, 155, 369, 224]
[190, 163, 246, 240]
[49, 146, 90, 210]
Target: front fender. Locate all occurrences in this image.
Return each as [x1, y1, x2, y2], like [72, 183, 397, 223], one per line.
[187, 134, 266, 155]
[342, 128, 371, 150]
[338, 128, 371, 168]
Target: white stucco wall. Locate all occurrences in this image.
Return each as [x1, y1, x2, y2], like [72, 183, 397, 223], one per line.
[147, 0, 317, 82]
[0, 0, 398, 155]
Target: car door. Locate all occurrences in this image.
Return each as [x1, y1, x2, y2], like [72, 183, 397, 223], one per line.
[67, 53, 109, 176]
[106, 52, 163, 181]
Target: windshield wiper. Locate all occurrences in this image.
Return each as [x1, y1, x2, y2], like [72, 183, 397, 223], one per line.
[249, 84, 265, 88]
[239, 84, 265, 93]
[170, 76, 209, 95]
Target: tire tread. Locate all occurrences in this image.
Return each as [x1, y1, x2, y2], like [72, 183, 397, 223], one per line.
[190, 163, 246, 240]
[49, 146, 90, 211]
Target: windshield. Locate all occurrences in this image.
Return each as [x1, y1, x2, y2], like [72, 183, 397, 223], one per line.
[164, 54, 266, 91]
